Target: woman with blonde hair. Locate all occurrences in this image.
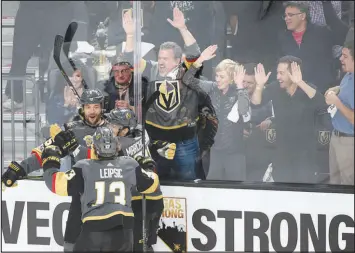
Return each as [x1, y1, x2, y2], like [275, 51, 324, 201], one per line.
[183, 45, 251, 181]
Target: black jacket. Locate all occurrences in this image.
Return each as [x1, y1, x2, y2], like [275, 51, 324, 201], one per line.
[277, 1, 349, 93]
[102, 76, 148, 112]
[278, 23, 341, 93]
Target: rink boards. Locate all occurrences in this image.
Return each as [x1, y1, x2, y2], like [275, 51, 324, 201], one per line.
[1, 180, 354, 252]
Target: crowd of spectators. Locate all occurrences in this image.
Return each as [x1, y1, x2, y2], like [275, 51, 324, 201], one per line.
[3, 1, 354, 185]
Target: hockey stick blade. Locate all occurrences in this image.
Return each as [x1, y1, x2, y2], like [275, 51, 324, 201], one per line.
[63, 21, 78, 59]
[53, 34, 81, 99]
[63, 21, 89, 89]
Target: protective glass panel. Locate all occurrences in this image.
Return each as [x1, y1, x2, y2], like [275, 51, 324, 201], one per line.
[1, 1, 354, 184]
[131, 1, 354, 185]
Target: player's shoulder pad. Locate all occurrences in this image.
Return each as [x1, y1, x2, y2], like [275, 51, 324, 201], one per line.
[119, 156, 140, 167]
[73, 159, 91, 168]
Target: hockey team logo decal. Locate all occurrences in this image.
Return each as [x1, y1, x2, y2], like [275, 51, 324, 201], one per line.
[266, 128, 276, 143]
[83, 135, 93, 147]
[157, 197, 187, 252]
[318, 130, 331, 145]
[155, 80, 181, 113]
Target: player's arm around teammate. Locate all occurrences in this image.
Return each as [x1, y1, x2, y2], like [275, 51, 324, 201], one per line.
[40, 127, 159, 252]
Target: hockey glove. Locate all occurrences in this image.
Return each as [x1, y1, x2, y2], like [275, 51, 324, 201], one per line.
[152, 141, 176, 160]
[53, 129, 79, 156]
[135, 156, 157, 172]
[1, 161, 26, 187]
[41, 145, 62, 171]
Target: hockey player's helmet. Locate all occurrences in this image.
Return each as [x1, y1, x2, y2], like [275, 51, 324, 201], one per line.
[80, 89, 104, 105]
[107, 108, 137, 132]
[93, 127, 120, 158]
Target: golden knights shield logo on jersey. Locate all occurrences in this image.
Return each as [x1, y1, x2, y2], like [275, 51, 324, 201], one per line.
[126, 112, 131, 120]
[318, 130, 331, 145]
[156, 197, 187, 252]
[83, 135, 93, 147]
[155, 80, 181, 113]
[266, 128, 276, 143]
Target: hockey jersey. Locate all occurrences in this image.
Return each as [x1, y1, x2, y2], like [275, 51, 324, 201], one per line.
[43, 156, 159, 231]
[118, 127, 163, 203]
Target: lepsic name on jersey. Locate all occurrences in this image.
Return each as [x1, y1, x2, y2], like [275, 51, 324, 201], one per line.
[100, 163, 123, 178]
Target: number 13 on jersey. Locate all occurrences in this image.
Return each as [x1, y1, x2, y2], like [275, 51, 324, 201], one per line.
[94, 181, 126, 206]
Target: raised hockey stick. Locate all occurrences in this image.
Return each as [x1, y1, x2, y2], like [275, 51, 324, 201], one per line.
[62, 22, 89, 90]
[141, 90, 160, 252]
[141, 90, 160, 156]
[63, 21, 78, 60]
[53, 34, 81, 99]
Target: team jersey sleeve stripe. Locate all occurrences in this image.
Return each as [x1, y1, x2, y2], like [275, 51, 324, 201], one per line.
[183, 57, 198, 70]
[52, 172, 69, 196]
[82, 210, 134, 223]
[140, 172, 159, 194]
[90, 147, 99, 160]
[51, 172, 57, 193]
[31, 149, 43, 167]
[132, 195, 163, 201]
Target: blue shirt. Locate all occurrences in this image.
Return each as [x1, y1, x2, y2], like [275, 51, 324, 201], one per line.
[332, 73, 354, 134]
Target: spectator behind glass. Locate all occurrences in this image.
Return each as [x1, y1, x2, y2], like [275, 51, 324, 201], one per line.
[107, 1, 155, 47]
[325, 40, 354, 185]
[277, 1, 348, 93]
[119, 8, 205, 181]
[289, 1, 342, 26]
[146, 1, 226, 80]
[222, 1, 285, 74]
[182, 45, 251, 181]
[101, 61, 135, 112]
[46, 66, 86, 125]
[3, 1, 89, 110]
[251, 56, 327, 183]
[241, 63, 276, 182]
[120, 8, 200, 81]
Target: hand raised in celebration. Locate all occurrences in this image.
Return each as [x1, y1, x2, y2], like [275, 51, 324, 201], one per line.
[122, 9, 134, 35]
[197, 45, 218, 63]
[234, 64, 246, 89]
[167, 7, 187, 30]
[254, 63, 271, 87]
[288, 62, 303, 85]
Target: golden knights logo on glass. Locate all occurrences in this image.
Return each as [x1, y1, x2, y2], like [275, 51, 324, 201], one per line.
[266, 128, 276, 143]
[155, 80, 181, 113]
[318, 130, 331, 145]
[156, 197, 187, 252]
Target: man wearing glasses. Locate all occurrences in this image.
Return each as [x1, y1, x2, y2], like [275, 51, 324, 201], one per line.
[278, 1, 348, 93]
[102, 61, 136, 112]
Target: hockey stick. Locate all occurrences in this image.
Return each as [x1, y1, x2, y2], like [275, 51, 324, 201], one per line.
[62, 22, 89, 90]
[63, 21, 78, 60]
[141, 90, 160, 252]
[141, 90, 160, 156]
[53, 34, 81, 99]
